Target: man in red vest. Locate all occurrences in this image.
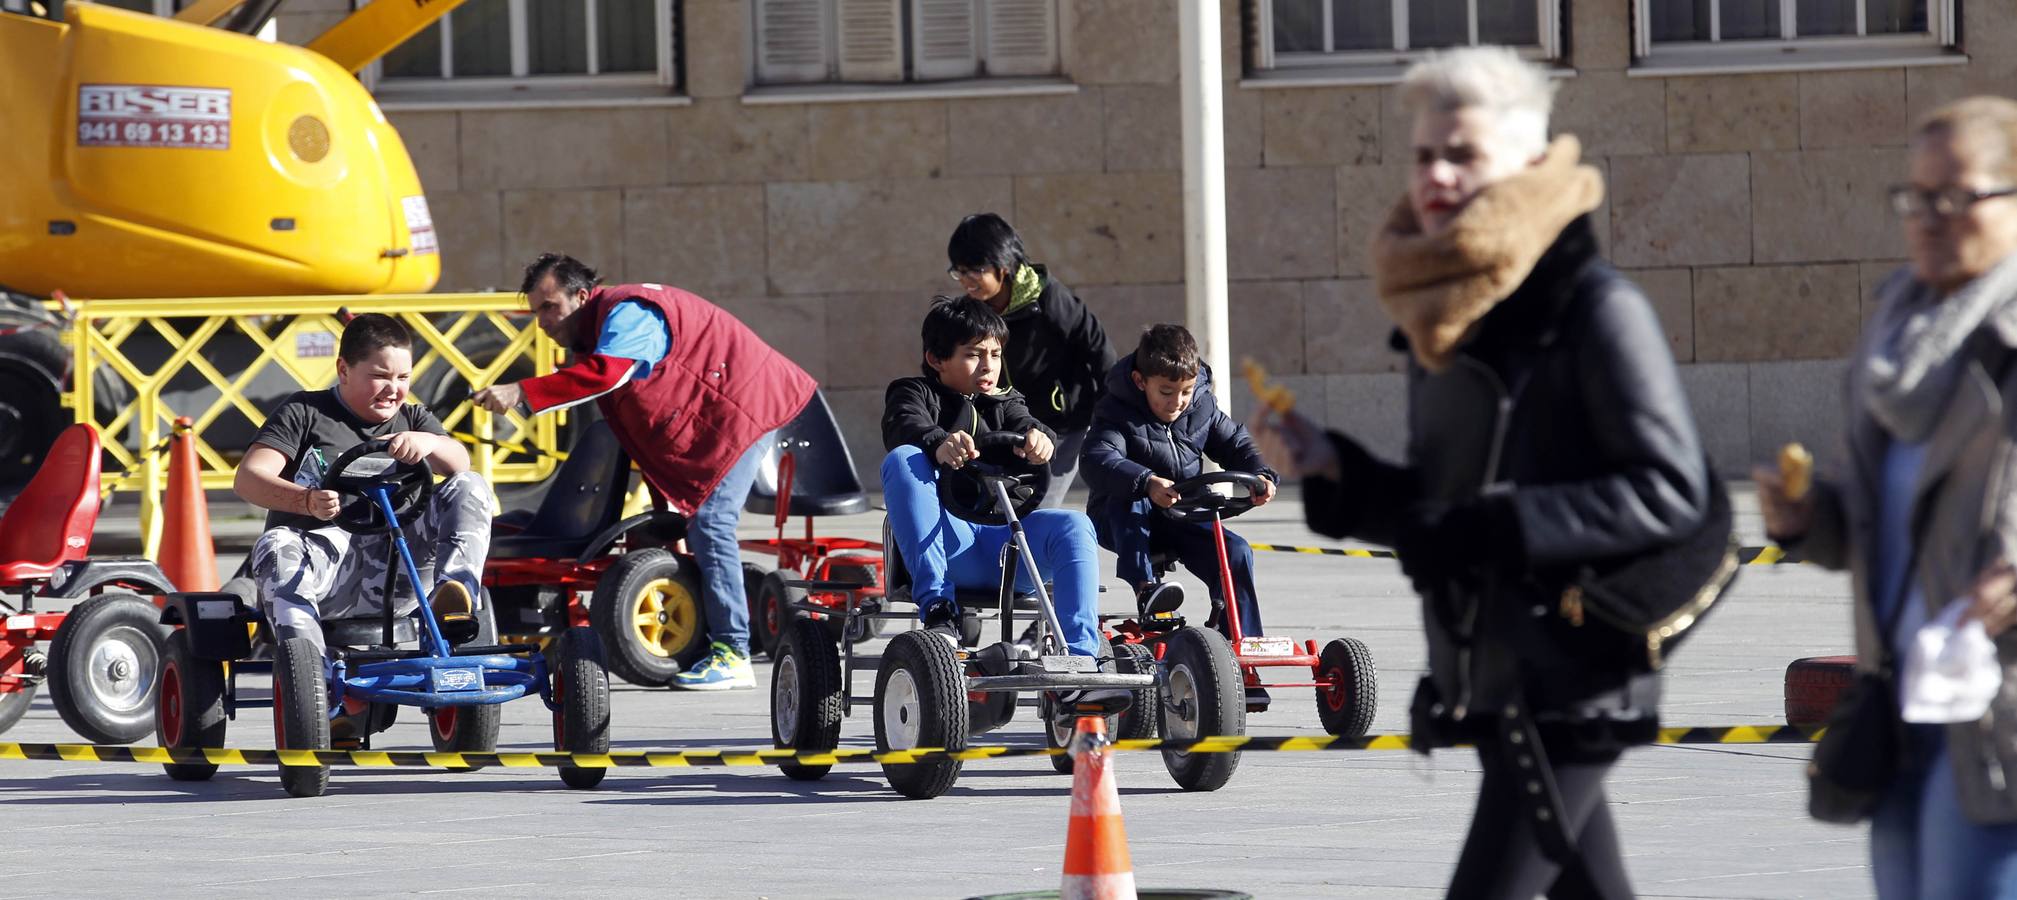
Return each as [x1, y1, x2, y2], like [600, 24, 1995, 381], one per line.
[474, 254, 815, 690]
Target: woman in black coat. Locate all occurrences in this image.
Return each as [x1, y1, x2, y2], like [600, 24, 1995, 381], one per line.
[1254, 47, 1711, 900]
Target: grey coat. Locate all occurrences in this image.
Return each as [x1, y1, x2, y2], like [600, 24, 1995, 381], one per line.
[1800, 269, 2017, 824]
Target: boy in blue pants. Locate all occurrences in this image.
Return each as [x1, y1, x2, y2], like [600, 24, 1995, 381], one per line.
[880, 297, 1119, 702]
[1082, 325, 1278, 647]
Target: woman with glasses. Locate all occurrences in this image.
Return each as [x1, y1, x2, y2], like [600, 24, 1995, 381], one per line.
[945, 213, 1115, 508]
[1758, 96, 2017, 898]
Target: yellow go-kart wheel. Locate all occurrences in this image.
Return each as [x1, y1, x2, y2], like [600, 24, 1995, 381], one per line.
[589, 548, 709, 686]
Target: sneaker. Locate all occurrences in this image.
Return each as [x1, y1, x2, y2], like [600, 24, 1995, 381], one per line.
[669, 641, 755, 691]
[1136, 581, 1186, 618]
[921, 601, 962, 650]
[428, 580, 479, 646]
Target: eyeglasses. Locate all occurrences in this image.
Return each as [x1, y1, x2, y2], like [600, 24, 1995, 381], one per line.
[947, 265, 997, 283]
[1888, 185, 2017, 219]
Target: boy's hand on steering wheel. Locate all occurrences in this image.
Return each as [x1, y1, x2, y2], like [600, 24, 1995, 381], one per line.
[1145, 475, 1180, 509]
[303, 488, 340, 521]
[386, 431, 433, 464]
[1018, 429, 1054, 465]
[1253, 474, 1277, 506]
[935, 431, 978, 468]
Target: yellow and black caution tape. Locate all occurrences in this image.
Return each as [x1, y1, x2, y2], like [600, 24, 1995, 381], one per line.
[1251, 543, 1795, 566]
[0, 725, 1821, 769]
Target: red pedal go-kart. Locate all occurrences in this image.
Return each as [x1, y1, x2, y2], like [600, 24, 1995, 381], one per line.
[738, 392, 888, 658]
[0, 423, 178, 743]
[1104, 471, 1379, 738]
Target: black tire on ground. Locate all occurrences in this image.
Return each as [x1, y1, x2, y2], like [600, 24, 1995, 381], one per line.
[1786, 655, 1859, 727]
[1158, 626, 1245, 792]
[1112, 639, 1160, 742]
[48, 592, 167, 744]
[429, 602, 502, 762]
[742, 562, 774, 658]
[1315, 637, 1379, 738]
[157, 630, 227, 781]
[770, 617, 844, 781]
[752, 569, 804, 660]
[0, 685, 34, 736]
[549, 626, 612, 789]
[874, 630, 968, 799]
[1042, 691, 1134, 776]
[273, 636, 331, 798]
[0, 329, 70, 488]
[589, 548, 708, 687]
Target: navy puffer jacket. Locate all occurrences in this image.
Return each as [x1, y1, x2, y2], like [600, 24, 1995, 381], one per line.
[1079, 353, 1277, 513]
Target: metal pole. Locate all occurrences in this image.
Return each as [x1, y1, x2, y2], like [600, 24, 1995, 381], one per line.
[1180, 0, 1231, 382]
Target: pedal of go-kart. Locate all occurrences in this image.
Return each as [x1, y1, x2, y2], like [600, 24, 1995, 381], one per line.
[1053, 693, 1133, 720]
[1141, 611, 1185, 633]
[787, 578, 872, 593]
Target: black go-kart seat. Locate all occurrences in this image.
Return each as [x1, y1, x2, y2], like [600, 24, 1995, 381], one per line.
[881, 519, 1044, 617]
[745, 391, 872, 518]
[488, 421, 631, 560]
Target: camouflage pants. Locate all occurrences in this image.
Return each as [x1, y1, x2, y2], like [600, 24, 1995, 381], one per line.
[250, 472, 492, 654]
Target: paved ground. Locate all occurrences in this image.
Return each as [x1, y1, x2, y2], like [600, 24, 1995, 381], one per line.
[0, 488, 1873, 899]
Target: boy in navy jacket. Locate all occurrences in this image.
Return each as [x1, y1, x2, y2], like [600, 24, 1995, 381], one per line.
[1081, 325, 1277, 638]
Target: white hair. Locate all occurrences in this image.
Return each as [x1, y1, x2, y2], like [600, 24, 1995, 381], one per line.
[1399, 46, 1556, 159]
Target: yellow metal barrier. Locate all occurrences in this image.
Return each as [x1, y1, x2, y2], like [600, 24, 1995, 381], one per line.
[47, 293, 566, 555]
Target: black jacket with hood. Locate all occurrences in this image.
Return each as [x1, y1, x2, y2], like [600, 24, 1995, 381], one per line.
[882, 369, 1055, 454]
[1080, 353, 1278, 513]
[998, 266, 1116, 434]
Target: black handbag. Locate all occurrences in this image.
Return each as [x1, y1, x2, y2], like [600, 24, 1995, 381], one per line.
[1556, 461, 1742, 672]
[1806, 547, 1913, 824]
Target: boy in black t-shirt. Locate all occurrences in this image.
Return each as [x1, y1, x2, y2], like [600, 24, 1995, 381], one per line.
[237, 314, 492, 664]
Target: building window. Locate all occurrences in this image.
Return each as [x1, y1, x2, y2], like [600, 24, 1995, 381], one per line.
[1632, 0, 1960, 74]
[371, 0, 680, 101]
[1256, 0, 1563, 77]
[752, 0, 1060, 85]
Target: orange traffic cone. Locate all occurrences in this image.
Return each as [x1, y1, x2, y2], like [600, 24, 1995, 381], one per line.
[157, 417, 218, 592]
[1061, 715, 1136, 900]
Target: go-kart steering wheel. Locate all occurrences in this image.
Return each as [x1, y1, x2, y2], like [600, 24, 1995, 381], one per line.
[325, 439, 435, 535]
[1160, 471, 1267, 524]
[935, 430, 1051, 527]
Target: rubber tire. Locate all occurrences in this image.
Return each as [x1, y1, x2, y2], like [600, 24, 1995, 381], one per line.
[874, 630, 968, 799]
[48, 592, 167, 744]
[742, 562, 775, 658]
[0, 329, 68, 489]
[1112, 639, 1160, 742]
[549, 626, 612, 789]
[0, 685, 34, 736]
[156, 630, 226, 781]
[752, 569, 804, 661]
[770, 617, 844, 781]
[590, 548, 708, 687]
[1315, 637, 1379, 738]
[429, 602, 502, 763]
[273, 636, 331, 798]
[1158, 626, 1245, 792]
[1786, 655, 1858, 727]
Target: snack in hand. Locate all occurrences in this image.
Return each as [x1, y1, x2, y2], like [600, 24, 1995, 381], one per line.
[1779, 442, 1813, 502]
[1241, 358, 1296, 416]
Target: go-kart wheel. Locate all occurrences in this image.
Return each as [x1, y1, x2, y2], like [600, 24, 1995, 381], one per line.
[590, 548, 708, 686]
[771, 617, 843, 781]
[1112, 640, 1160, 742]
[272, 636, 330, 798]
[0, 684, 34, 736]
[874, 630, 967, 799]
[549, 626, 612, 789]
[430, 602, 502, 764]
[1041, 690, 1132, 776]
[1315, 637, 1378, 738]
[742, 563, 777, 658]
[157, 629, 226, 781]
[752, 570, 804, 660]
[47, 592, 166, 744]
[1158, 626, 1244, 792]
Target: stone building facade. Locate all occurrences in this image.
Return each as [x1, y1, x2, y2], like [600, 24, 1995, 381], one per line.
[264, 0, 2017, 483]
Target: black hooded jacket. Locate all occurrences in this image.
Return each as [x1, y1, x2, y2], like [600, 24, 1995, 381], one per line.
[881, 368, 1055, 454]
[1079, 353, 1278, 512]
[997, 266, 1116, 434]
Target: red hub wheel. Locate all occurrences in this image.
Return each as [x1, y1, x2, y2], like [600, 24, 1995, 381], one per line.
[159, 662, 184, 745]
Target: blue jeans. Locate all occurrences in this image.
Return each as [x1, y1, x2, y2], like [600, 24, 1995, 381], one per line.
[1093, 495, 1264, 637]
[686, 432, 772, 656]
[1871, 725, 2017, 898]
[880, 445, 1103, 658]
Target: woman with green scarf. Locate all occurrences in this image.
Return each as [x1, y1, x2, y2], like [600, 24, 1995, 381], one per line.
[945, 213, 1116, 508]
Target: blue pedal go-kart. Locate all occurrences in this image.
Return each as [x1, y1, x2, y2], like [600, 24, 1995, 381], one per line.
[151, 439, 613, 797]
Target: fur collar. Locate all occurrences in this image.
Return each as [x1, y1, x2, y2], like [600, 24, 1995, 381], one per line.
[1370, 135, 1606, 372]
